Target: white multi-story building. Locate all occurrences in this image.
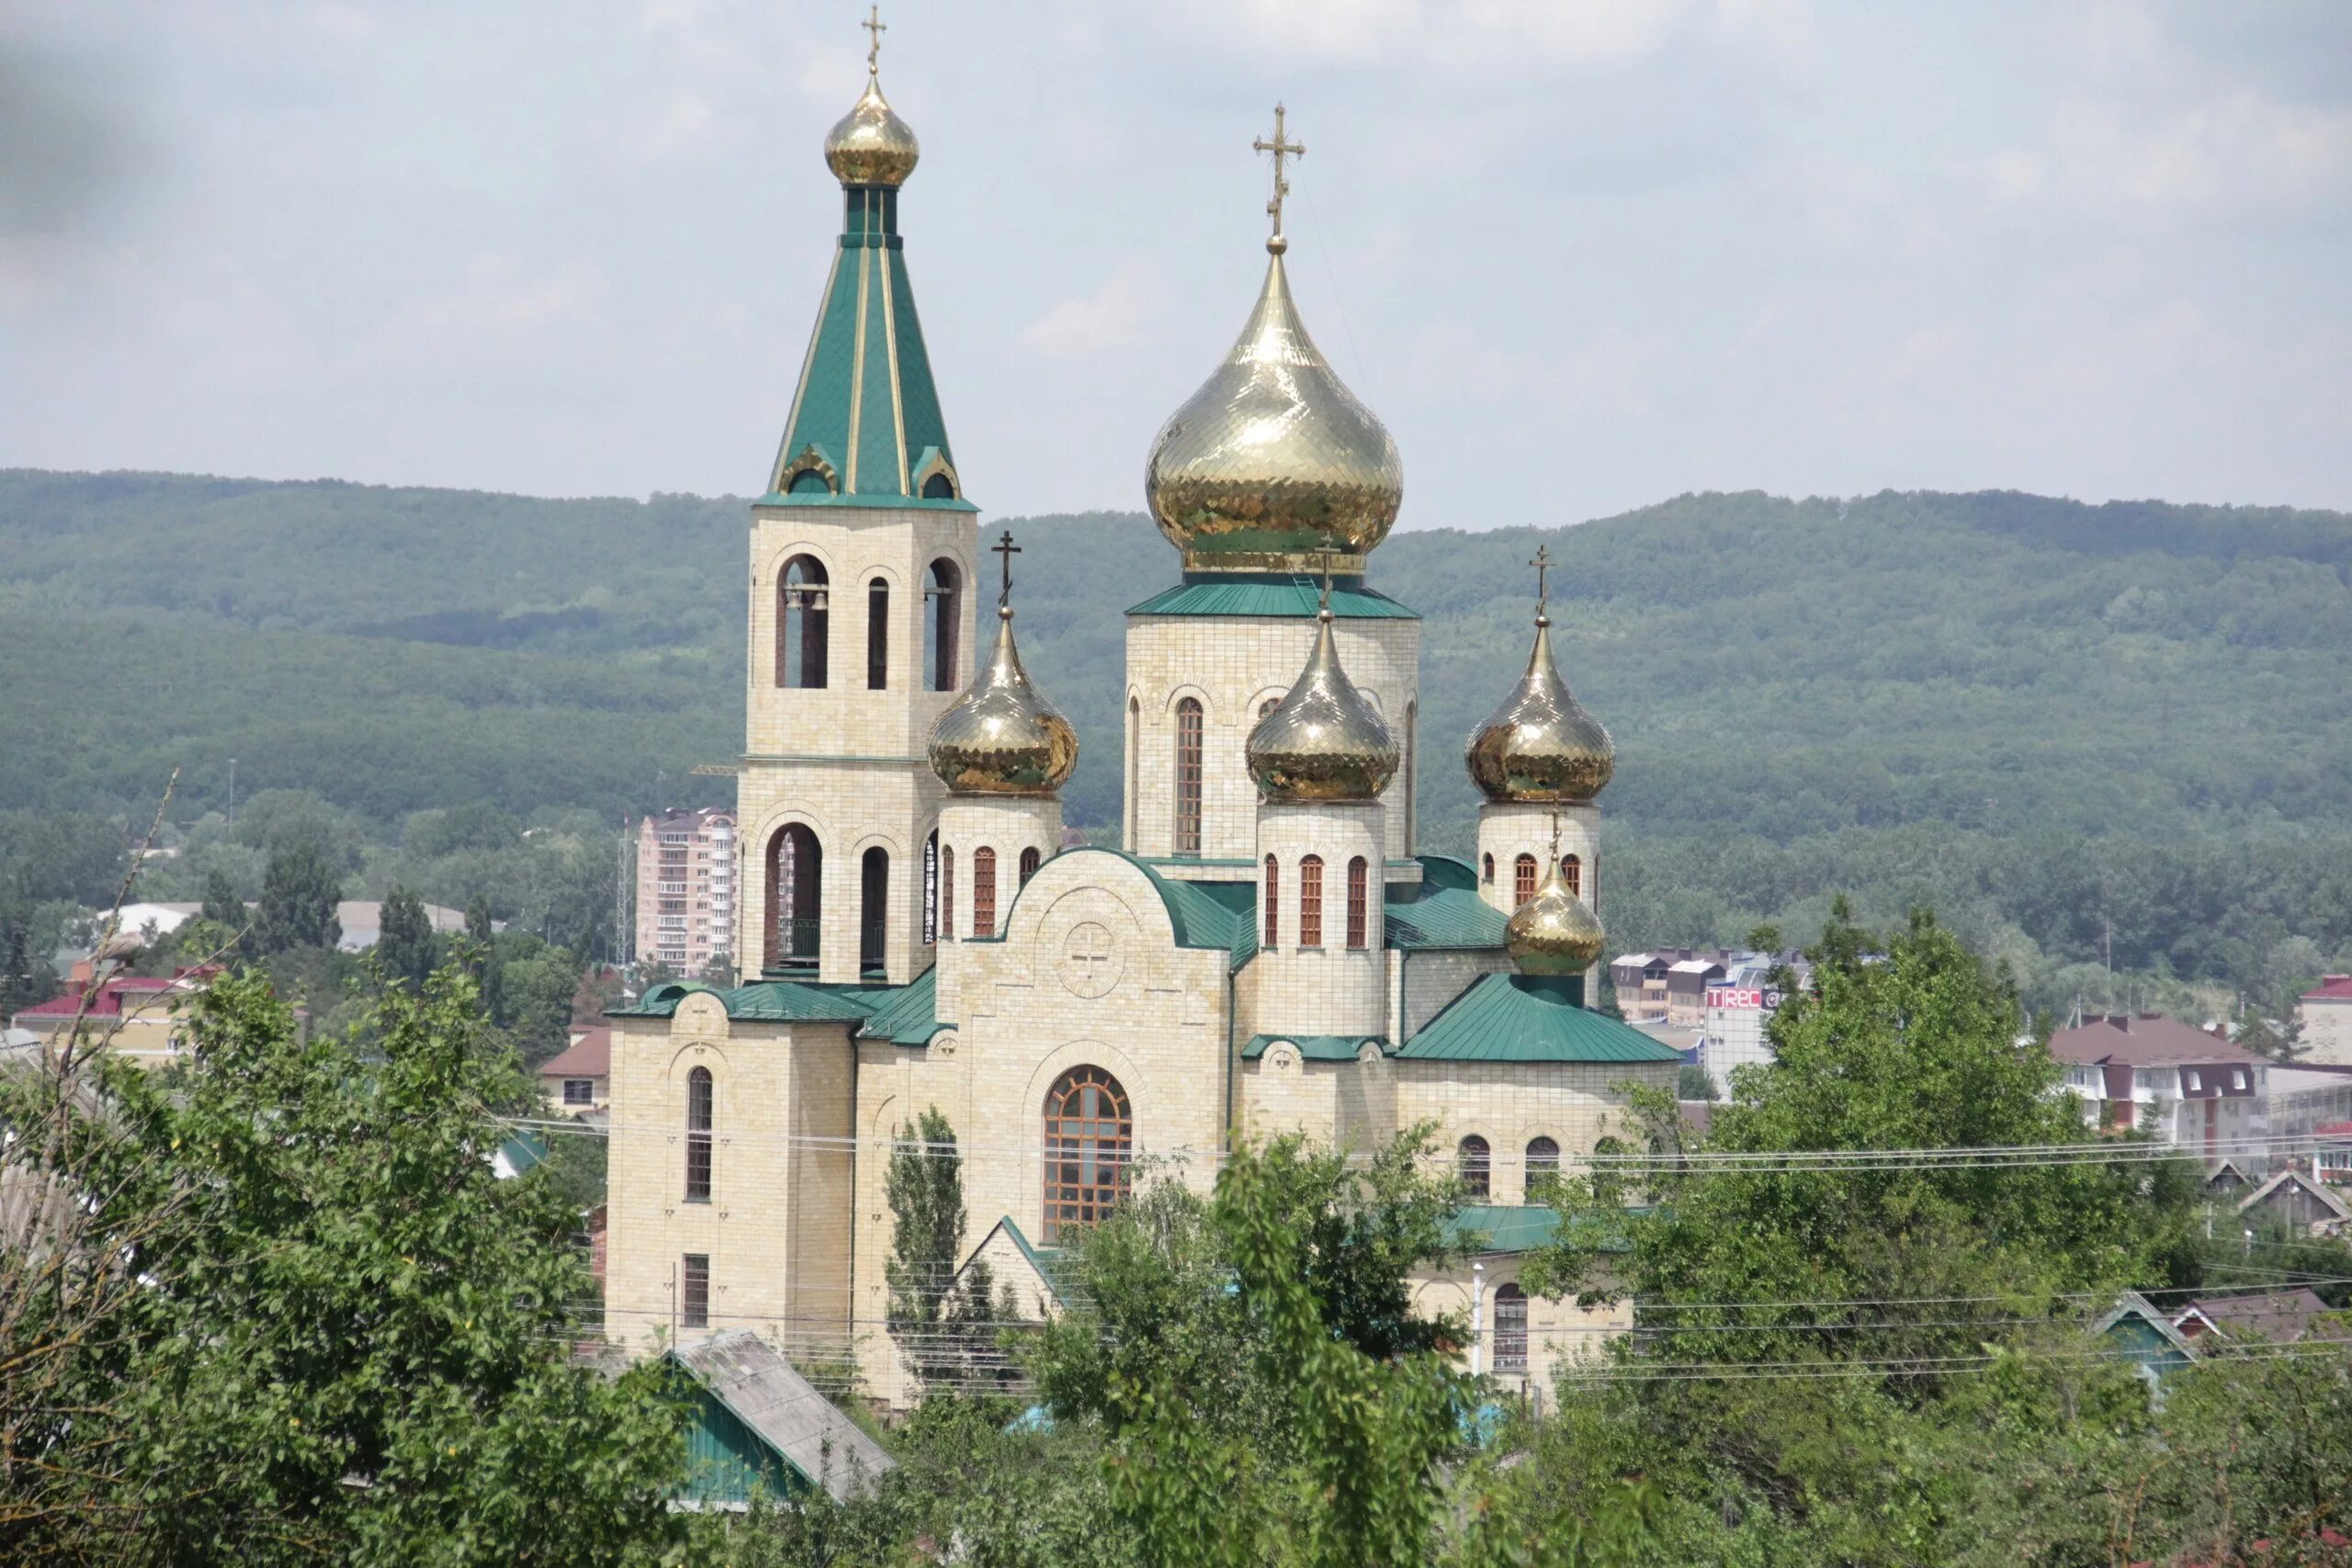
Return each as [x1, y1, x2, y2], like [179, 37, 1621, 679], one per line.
[2048, 1013, 2269, 1156]
[635, 807, 736, 976]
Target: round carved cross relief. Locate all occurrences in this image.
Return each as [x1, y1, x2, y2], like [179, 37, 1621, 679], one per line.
[1057, 920, 1122, 998]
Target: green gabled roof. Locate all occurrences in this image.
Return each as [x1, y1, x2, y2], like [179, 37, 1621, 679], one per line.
[975, 1216, 1082, 1310]
[1442, 1204, 1642, 1256]
[1240, 1033, 1389, 1061]
[856, 967, 944, 1045]
[764, 184, 965, 506]
[1398, 974, 1685, 1064]
[610, 978, 882, 1024]
[1126, 574, 1419, 620]
[1039, 850, 1258, 970]
[1385, 855, 1510, 951]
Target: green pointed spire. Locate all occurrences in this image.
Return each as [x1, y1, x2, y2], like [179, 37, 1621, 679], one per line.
[765, 58, 967, 510]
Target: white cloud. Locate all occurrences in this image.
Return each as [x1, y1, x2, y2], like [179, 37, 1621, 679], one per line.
[1020, 259, 1162, 358]
[1985, 91, 2352, 221]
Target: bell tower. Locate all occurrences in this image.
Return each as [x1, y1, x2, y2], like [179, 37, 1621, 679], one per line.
[736, 35, 975, 987]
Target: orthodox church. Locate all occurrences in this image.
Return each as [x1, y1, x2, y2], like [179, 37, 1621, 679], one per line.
[603, 38, 1681, 1402]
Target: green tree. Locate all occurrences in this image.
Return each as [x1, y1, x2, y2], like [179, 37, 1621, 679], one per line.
[251, 835, 343, 953]
[884, 1107, 1000, 1393]
[0, 906, 54, 1015]
[376, 884, 437, 991]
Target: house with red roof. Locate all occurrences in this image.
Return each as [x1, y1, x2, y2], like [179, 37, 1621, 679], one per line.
[2047, 1013, 2267, 1156]
[10, 966, 219, 1068]
[537, 1027, 611, 1117]
[2299, 974, 2352, 1066]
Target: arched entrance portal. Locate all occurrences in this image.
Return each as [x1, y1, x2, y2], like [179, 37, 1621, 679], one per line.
[764, 823, 822, 974]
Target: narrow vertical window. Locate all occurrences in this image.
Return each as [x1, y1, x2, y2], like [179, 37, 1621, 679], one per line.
[866, 577, 889, 690]
[1346, 856, 1369, 950]
[1494, 1284, 1528, 1372]
[684, 1066, 713, 1201]
[776, 556, 830, 689]
[1173, 698, 1204, 854]
[1261, 855, 1279, 947]
[1482, 852, 1495, 885]
[682, 1253, 710, 1329]
[1514, 853, 1538, 908]
[922, 829, 938, 944]
[1019, 845, 1040, 886]
[859, 846, 888, 976]
[1458, 1134, 1491, 1199]
[972, 847, 997, 939]
[1403, 700, 1417, 855]
[1562, 854, 1581, 897]
[925, 558, 962, 691]
[1298, 854, 1324, 948]
[939, 845, 956, 942]
[1524, 1136, 1560, 1198]
[1125, 696, 1140, 852]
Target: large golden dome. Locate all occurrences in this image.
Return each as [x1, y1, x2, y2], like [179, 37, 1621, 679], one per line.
[927, 606, 1077, 796]
[1505, 856, 1606, 974]
[1246, 608, 1397, 802]
[1465, 617, 1614, 804]
[1144, 252, 1402, 574]
[824, 75, 920, 188]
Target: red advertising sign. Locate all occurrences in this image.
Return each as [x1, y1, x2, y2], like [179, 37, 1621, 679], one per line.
[1706, 987, 1782, 1011]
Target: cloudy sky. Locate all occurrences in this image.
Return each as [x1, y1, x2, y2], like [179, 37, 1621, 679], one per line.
[4, 1, 2348, 527]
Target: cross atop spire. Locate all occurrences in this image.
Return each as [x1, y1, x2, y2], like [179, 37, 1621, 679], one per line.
[1314, 528, 1339, 617]
[992, 528, 1021, 611]
[1546, 809, 1563, 863]
[862, 4, 887, 76]
[1253, 103, 1305, 255]
[1531, 544, 1553, 626]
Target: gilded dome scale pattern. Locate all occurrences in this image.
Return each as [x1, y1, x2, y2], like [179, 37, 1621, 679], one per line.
[1245, 604, 1398, 802]
[1506, 852, 1607, 974]
[1465, 611, 1614, 805]
[823, 71, 920, 187]
[928, 539, 1079, 796]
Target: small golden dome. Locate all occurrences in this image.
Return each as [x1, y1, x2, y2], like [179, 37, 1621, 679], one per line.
[1246, 610, 1397, 802]
[927, 607, 1077, 795]
[824, 75, 920, 188]
[1465, 618, 1614, 804]
[1144, 254, 1402, 574]
[1505, 856, 1606, 975]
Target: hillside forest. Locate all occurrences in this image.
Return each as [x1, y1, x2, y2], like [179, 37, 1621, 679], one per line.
[5, 470, 2352, 1027]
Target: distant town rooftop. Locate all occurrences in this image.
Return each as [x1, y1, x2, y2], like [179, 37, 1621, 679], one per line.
[2046, 1012, 2264, 1068]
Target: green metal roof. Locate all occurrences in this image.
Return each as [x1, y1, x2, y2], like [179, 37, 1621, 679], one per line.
[1240, 1032, 1390, 1062]
[1442, 1204, 1641, 1256]
[1398, 974, 1685, 1064]
[1126, 574, 1419, 620]
[1385, 856, 1510, 951]
[764, 184, 963, 504]
[610, 977, 881, 1025]
[856, 967, 944, 1045]
[1038, 850, 1258, 970]
[980, 1216, 1081, 1309]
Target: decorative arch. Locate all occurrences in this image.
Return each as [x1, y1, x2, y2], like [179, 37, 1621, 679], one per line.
[775, 555, 830, 689]
[1042, 1065, 1132, 1243]
[925, 558, 963, 691]
[778, 443, 838, 495]
[764, 822, 822, 972]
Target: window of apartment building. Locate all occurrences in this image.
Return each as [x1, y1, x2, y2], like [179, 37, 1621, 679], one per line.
[681, 1254, 709, 1329]
[1346, 856, 1369, 950]
[1173, 698, 1204, 854]
[684, 1066, 713, 1201]
[972, 847, 997, 939]
[563, 1078, 594, 1106]
[1298, 855, 1323, 948]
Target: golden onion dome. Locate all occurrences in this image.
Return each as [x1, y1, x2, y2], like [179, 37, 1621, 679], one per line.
[927, 606, 1078, 795]
[1144, 252, 1403, 575]
[1246, 608, 1397, 802]
[1505, 856, 1607, 975]
[824, 73, 920, 188]
[1465, 616, 1614, 804]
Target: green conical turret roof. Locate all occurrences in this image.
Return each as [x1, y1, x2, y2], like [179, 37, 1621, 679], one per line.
[764, 68, 968, 510]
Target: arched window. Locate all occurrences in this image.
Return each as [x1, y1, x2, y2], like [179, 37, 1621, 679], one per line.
[922, 829, 938, 944]
[1590, 1134, 1628, 1206]
[1524, 1136, 1560, 1198]
[939, 844, 956, 942]
[1043, 1066, 1131, 1243]
[775, 556, 830, 689]
[1561, 854, 1581, 898]
[1019, 845, 1040, 886]
[925, 558, 962, 692]
[764, 824, 821, 971]
[1261, 855, 1280, 947]
[1346, 856, 1370, 950]
[1514, 853, 1538, 908]
[1173, 698, 1204, 855]
[866, 577, 889, 690]
[1494, 1283, 1528, 1372]
[922, 470, 956, 500]
[971, 847, 997, 938]
[1125, 696, 1140, 852]
[1482, 852, 1495, 885]
[1298, 855, 1324, 948]
[859, 846, 888, 976]
[1258, 694, 1281, 718]
[684, 1066, 713, 1201]
[1404, 699, 1417, 855]
[1457, 1134, 1491, 1199]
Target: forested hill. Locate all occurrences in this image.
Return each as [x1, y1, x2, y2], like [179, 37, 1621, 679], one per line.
[6, 469, 2352, 1010]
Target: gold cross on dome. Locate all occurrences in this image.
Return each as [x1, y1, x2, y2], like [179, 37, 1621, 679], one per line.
[1314, 528, 1338, 615]
[991, 528, 1021, 609]
[863, 5, 887, 74]
[1253, 103, 1305, 247]
[1530, 544, 1553, 615]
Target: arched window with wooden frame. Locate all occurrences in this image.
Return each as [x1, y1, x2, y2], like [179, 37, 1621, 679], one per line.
[1524, 1136, 1560, 1199]
[1457, 1134, 1491, 1199]
[865, 576, 889, 690]
[1019, 845, 1040, 886]
[1042, 1066, 1131, 1243]
[684, 1066, 713, 1201]
[1513, 853, 1538, 908]
[1173, 698, 1204, 854]
[1346, 856, 1370, 950]
[775, 556, 830, 689]
[971, 846, 998, 938]
[939, 844, 956, 942]
[858, 846, 888, 976]
[1561, 854, 1581, 897]
[764, 823, 821, 972]
[1297, 855, 1324, 948]
[1261, 855, 1280, 947]
[924, 558, 962, 692]
[1493, 1283, 1529, 1372]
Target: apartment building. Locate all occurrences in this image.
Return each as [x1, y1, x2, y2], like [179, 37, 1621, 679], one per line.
[2048, 1013, 2268, 1156]
[634, 808, 735, 976]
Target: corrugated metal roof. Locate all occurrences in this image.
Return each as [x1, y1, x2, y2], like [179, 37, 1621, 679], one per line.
[1240, 1032, 1389, 1061]
[856, 968, 944, 1045]
[1398, 974, 1687, 1064]
[669, 1330, 895, 1504]
[1385, 856, 1509, 951]
[610, 978, 879, 1024]
[1442, 1204, 1642, 1255]
[1126, 575, 1419, 620]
